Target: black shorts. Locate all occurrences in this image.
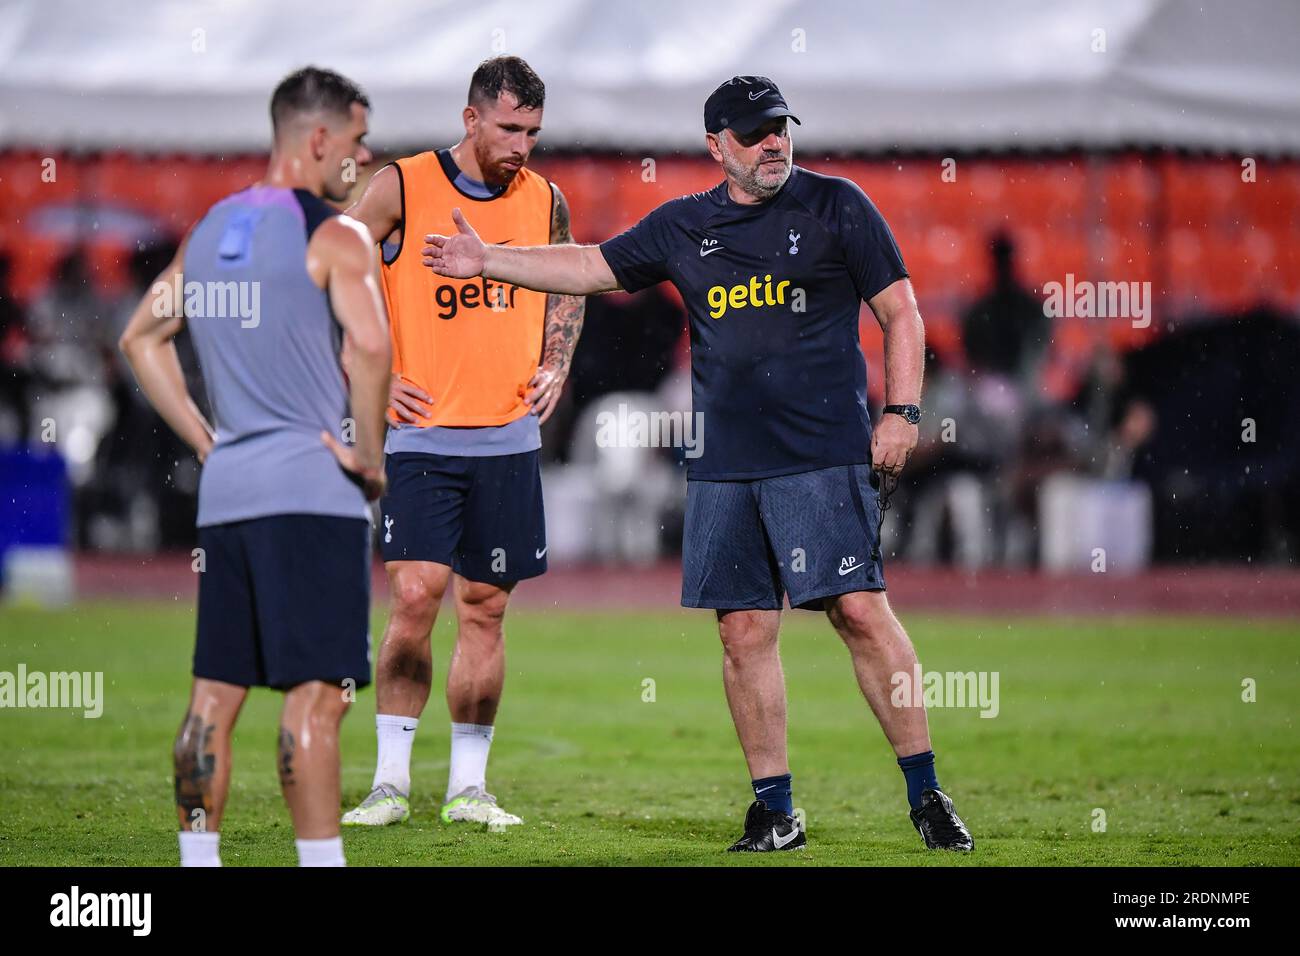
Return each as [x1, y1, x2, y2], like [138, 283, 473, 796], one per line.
[681, 463, 886, 611]
[194, 514, 372, 690]
[379, 451, 547, 584]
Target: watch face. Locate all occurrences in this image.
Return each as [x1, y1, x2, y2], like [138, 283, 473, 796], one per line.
[904, 406, 921, 424]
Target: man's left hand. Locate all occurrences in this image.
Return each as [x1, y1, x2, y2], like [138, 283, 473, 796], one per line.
[525, 363, 568, 424]
[872, 413, 918, 478]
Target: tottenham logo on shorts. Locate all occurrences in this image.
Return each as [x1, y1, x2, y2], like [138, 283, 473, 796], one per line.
[383, 515, 394, 543]
[788, 230, 801, 255]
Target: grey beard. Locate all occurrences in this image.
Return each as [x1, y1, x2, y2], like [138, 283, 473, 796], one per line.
[726, 154, 789, 200]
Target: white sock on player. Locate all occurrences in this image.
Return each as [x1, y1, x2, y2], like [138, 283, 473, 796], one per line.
[372, 714, 418, 795]
[178, 830, 220, 867]
[447, 722, 495, 800]
[296, 836, 345, 867]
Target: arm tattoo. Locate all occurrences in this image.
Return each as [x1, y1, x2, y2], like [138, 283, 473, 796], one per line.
[277, 728, 295, 787]
[174, 711, 216, 824]
[543, 184, 585, 371]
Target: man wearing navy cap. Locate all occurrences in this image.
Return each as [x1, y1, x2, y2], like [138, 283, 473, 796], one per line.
[422, 75, 974, 854]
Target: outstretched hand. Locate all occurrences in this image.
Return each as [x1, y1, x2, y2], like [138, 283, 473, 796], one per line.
[422, 208, 486, 278]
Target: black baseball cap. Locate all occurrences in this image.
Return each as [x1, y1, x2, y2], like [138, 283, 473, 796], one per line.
[704, 75, 801, 137]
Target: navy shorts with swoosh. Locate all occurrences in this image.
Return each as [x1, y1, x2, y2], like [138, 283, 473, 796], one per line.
[681, 463, 885, 611]
[379, 450, 547, 584]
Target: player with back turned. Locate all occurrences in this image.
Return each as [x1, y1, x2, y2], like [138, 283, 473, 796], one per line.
[118, 67, 390, 866]
[423, 76, 974, 853]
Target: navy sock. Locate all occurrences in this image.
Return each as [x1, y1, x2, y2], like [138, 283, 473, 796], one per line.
[751, 773, 794, 816]
[897, 751, 939, 810]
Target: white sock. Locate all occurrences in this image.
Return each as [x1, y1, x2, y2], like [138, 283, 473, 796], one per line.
[178, 830, 221, 867]
[372, 714, 418, 794]
[296, 836, 345, 867]
[447, 722, 495, 801]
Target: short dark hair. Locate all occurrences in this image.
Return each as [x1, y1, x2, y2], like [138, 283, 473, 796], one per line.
[271, 66, 370, 136]
[468, 56, 545, 111]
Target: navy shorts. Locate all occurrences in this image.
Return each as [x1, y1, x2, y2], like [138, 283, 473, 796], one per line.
[379, 451, 547, 584]
[681, 463, 886, 611]
[194, 514, 372, 690]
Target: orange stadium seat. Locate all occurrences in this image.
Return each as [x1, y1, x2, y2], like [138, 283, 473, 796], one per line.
[88, 152, 167, 218]
[1016, 228, 1089, 292]
[1096, 225, 1154, 281]
[888, 223, 926, 273]
[605, 156, 694, 230]
[8, 152, 88, 254]
[937, 223, 989, 295]
[1164, 159, 1241, 231]
[8, 151, 86, 211]
[918, 309, 963, 361]
[1160, 233, 1249, 314]
[1202, 232, 1276, 312]
[150, 158, 206, 230]
[1239, 161, 1300, 230]
[926, 179, 982, 231]
[532, 156, 620, 241]
[866, 162, 933, 229]
[1100, 156, 1159, 227]
[843, 160, 899, 207]
[1006, 160, 1088, 229]
[1164, 227, 1213, 314]
[965, 162, 1017, 233]
[899, 224, 971, 302]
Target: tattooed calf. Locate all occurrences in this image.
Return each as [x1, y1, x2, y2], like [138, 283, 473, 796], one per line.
[174, 712, 216, 823]
[278, 728, 296, 787]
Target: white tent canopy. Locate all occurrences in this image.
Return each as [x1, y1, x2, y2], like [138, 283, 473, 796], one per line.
[3, 0, 1299, 154]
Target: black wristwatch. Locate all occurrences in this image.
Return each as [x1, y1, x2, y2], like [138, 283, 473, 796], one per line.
[883, 404, 921, 425]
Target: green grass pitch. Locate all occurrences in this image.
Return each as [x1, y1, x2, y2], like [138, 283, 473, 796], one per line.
[1, 601, 1297, 866]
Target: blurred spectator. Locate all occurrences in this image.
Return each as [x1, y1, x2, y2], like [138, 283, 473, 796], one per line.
[961, 232, 1051, 388]
[1002, 405, 1088, 565]
[1069, 343, 1156, 480]
[27, 249, 115, 390]
[897, 348, 1024, 567]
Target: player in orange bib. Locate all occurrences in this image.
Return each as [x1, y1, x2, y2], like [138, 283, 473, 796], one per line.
[341, 57, 584, 828]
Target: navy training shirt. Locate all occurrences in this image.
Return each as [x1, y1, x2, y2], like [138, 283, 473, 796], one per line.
[599, 165, 908, 481]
